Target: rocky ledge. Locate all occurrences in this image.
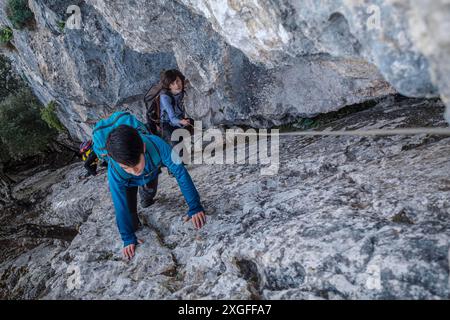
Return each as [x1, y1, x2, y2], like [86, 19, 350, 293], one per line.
[1, 96, 449, 299]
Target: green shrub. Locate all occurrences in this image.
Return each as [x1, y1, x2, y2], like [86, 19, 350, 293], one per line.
[6, 0, 35, 30]
[40, 100, 66, 133]
[0, 27, 13, 45]
[57, 20, 65, 33]
[0, 89, 56, 160]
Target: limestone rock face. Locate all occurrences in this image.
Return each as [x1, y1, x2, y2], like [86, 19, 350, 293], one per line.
[2, 97, 449, 299]
[6, 0, 436, 142]
[2, 0, 450, 140]
[0, 0, 177, 140]
[406, 0, 450, 121]
[176, 0, 448, 100]
[1, 0, 450, 300]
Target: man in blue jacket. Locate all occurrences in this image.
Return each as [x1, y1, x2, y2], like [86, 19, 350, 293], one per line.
[106, 125, 206, 260]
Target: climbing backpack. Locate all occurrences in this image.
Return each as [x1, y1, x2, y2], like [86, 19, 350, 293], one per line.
[79, 140, 93, 155]
[143, 82, 164, 135]
[92, 111, 149, 161]
[80, 140, 96, 162]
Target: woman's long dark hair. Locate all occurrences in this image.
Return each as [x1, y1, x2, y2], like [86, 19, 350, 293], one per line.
[160, 69, 186, 92]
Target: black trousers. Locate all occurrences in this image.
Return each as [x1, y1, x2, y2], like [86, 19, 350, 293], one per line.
[83, 151, 99, 176]
[124, 174, 159, 231]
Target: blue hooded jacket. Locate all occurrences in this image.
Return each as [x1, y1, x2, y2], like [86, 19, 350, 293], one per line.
[107, 134, 204, 247]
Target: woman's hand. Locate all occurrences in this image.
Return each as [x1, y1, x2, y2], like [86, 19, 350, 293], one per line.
[180, 119, 191, 127]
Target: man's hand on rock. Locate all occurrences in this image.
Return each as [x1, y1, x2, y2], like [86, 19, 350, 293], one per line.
[184, 211, 206, 230]
[123, 239, 144, 260]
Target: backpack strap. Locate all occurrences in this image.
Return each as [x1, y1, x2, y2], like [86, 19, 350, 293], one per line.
[156, 95, 161, 124]
[93, 112, 131, 154]
[160, 89, 176, 107]
[110, 159, 130, 183]
[145, 136, 162, 170]
[93, 112, 130, 134]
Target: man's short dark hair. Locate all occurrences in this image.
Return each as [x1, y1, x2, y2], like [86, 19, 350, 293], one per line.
[161, 69, 186, 90]
[106, 125, 144, 166]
